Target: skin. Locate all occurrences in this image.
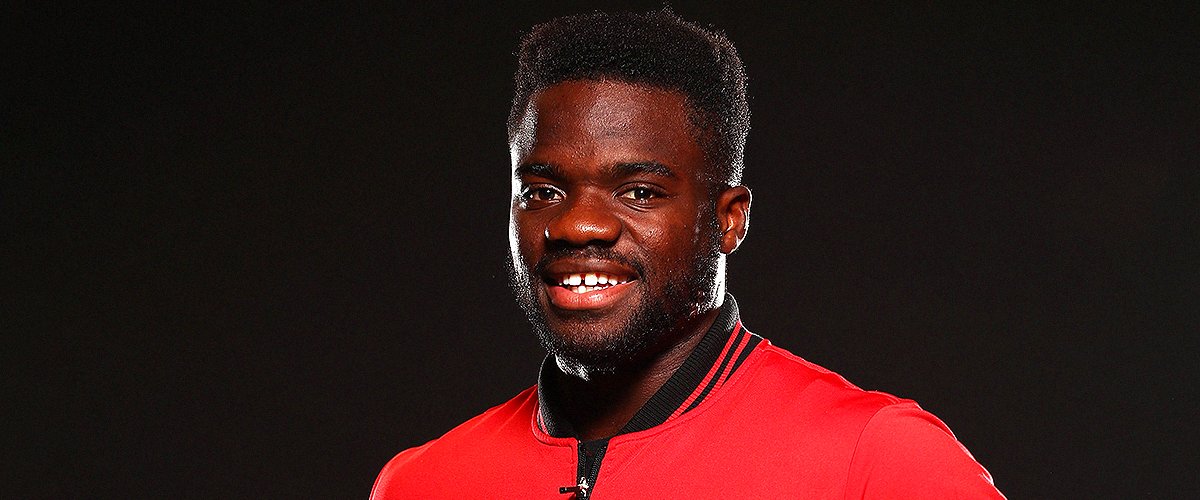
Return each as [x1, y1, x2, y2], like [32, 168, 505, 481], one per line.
[508, 80, 750, 441]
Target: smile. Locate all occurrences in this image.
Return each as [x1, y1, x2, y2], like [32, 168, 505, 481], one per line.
[542, 264, 639, 311]
[554, 272, 632, 294]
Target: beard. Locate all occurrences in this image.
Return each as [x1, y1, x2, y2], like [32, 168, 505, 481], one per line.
[507, 212, 723, 374]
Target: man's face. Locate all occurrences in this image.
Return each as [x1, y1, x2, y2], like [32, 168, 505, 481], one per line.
[507, 80, 726, 371]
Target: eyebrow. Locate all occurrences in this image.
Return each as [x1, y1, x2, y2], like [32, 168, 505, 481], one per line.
[514, 163, 563, 180]
[514, 161, 677, 181]
[609, 161, 676, 179]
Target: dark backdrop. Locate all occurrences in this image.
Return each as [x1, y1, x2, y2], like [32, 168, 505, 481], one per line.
[8, 2, 1197, 498]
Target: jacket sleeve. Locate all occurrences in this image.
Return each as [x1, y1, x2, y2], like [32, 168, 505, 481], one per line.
[844, 402, 1005, 499]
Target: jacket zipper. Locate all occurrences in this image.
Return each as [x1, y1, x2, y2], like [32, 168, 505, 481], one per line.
[571, 439, 609, 499]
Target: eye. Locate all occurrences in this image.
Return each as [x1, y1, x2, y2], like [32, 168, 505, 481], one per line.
[519, 185, 563, 204]
[619, 186, 660, 202]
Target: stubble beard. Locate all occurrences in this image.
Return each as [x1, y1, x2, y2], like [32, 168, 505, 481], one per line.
[507, 215, 722, 374]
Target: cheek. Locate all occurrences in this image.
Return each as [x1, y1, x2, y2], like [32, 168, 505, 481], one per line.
[511, 215, 547, 260]
[629, 209, 708, 266]
[508, 210, 521, 249]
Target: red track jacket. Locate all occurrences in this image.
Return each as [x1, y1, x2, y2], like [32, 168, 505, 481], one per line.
[372, 297, 1003, 498]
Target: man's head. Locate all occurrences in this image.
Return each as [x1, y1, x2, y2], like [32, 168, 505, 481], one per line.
[508, 9, 749, 187]
[506, 10, 751, 374]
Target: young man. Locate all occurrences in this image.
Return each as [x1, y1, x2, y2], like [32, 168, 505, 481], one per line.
[372, 10, 1002, 499]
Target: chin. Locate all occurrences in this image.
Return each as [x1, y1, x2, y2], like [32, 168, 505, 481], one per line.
[534, 295, 661, 371]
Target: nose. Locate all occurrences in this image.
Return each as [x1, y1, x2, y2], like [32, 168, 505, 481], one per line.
[545, 193, 622, 247]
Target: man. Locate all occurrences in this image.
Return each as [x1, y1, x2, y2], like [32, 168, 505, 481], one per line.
[373, 9, 1002, 499]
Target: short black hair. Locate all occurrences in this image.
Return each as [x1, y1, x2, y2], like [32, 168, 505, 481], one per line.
[508, 9, 750, 186]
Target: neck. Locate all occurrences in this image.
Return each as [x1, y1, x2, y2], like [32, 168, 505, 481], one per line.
[548, 306, 721, 442]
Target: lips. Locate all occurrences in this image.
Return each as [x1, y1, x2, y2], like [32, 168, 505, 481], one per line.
[542, 260, 639, 311]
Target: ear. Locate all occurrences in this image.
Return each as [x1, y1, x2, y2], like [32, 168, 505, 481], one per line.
[716, 185, 752, 254]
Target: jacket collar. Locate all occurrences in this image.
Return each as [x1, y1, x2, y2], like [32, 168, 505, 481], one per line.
[537, 294, 761, 439]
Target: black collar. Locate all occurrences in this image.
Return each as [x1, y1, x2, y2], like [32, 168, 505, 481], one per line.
[537, 294, 761, 439]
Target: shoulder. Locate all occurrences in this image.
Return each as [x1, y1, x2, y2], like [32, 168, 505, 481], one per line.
[723, 342, 915, 454]
[739, 342, 1004, 498]
[745, 341, 907, 417]
[844, 402, 1005, 498]
[370, 386, 539, 498]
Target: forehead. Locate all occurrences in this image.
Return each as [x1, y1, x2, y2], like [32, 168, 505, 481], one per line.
[511, 80, 705, 179]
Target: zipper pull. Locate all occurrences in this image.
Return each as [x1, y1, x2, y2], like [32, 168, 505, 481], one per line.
[558, 477, 590, 498]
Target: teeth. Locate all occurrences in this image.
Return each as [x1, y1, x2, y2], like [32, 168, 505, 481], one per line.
[558, 273, 630, 289]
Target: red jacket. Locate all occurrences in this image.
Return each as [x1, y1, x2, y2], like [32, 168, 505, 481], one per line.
[372, 298, 1003, 498]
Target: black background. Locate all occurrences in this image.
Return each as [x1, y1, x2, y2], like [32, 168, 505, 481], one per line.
[7, 2, 1197, 498]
